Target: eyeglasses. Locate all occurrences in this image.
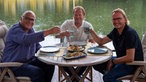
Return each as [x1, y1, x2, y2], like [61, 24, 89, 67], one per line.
[112, 17, 123, 21]
[23, 16, 35, 21]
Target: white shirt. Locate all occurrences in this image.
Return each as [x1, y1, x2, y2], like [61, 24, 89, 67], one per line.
[61, 19, 93, 42]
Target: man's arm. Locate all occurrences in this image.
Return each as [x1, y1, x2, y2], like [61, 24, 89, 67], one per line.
[44, 27, 60, 37]
[113, 48, 135, 64]
[89, 29, 111, 46]
[107, 48, 135, 71]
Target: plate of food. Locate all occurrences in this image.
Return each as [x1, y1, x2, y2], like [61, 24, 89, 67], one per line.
[40, 46, 60, 53]
[63, 52, 87, 60]
[68, 45, 84, 52]
[87, 46, 108, 54]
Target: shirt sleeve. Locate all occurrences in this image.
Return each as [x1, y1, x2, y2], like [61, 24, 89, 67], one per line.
[10, 27, 44, 45]
[85, 21, 94, 39]
[107, 29, 115, 40]
[60, 20, 69, 31]
[125, 30, 137, 49]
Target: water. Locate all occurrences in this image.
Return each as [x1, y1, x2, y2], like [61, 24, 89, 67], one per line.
[0, 0, 146, 39]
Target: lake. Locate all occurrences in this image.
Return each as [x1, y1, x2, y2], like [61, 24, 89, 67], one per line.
[0, 0, 146, 39]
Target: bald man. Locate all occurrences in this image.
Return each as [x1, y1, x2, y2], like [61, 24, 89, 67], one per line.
[2, 10, 60, 82]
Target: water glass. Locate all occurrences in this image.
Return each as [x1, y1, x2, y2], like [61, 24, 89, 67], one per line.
[68, 30, 74, 42]
[84, 27, 90, 34]
[62, 36, 69, 47]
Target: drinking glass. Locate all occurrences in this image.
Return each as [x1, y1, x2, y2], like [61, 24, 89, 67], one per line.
[62, 36, 69, 47]
[84, 27, 90, 34]
[68, 30, 74, 42]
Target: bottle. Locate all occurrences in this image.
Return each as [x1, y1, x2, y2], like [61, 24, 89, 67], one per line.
[63, 36, 68, 47]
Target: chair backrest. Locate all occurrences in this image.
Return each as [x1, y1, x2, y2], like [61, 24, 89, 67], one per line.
[142, 32, 146, 61]
[0, 20, 8, 61]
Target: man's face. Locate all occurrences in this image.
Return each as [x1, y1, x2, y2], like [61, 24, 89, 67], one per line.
[21, 13, 35, 30]
[73, 9, 84, 24]
[112, 12, 126, 29]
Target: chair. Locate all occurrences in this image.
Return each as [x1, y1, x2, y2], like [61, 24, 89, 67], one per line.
[117, 32, 146, 82]
[0, 20, 31, 82]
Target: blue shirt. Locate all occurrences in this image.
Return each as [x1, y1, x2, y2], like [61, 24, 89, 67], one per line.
[107, 25, 143, 61]
[2, 23, 44, 62]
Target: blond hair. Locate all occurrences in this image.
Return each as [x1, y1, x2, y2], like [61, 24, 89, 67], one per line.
[112, 8, 130, 25]
[73, 6, 86, 16]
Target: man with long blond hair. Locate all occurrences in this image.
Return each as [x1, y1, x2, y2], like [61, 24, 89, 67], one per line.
[89, 8, 143, 82]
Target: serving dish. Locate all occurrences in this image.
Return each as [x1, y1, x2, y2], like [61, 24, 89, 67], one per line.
[63, 52, 87, 60]
[68, 45, 84, 52]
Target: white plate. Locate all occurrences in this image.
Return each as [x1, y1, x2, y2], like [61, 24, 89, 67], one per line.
[40, 46, 60, 53]
[69, 41, 87, 46]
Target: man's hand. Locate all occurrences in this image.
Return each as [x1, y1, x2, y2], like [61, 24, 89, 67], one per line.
[107, 59, 114, 71]
[48, 27, 60, 34]
[44, 26, 60, 36]
[55, 31, 70, 38]
[61, 31, 70, 37]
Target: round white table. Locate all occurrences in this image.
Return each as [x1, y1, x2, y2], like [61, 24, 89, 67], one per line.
[37, 45, 112, 82]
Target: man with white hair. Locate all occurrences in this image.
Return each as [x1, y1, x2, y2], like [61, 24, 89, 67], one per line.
[2, 10, 60, 82]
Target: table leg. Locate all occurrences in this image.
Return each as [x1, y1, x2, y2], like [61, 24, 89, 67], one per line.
[58, 66, 92, 82]
[79, 66, 92, 82]
[69, 67, 81, 81]
[86, 66, 92, 81]
[58, 67, 63, 82]
[58, 66, 72, 82]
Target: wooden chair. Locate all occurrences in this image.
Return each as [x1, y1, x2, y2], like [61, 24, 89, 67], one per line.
[117, 32, 146, 82]
[0, 20, 31, 82]
[0, 62, 31, 82]
[117, 61, 146, 82]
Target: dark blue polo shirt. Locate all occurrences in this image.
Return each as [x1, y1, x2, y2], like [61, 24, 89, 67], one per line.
[107, 25, 143, 61]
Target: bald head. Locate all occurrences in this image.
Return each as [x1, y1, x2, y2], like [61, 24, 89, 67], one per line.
[21, 10, 36, 19]
[20, 10, 36, 31]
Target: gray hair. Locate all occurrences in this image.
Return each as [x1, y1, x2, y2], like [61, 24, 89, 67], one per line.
[21, 10, 36, 18]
